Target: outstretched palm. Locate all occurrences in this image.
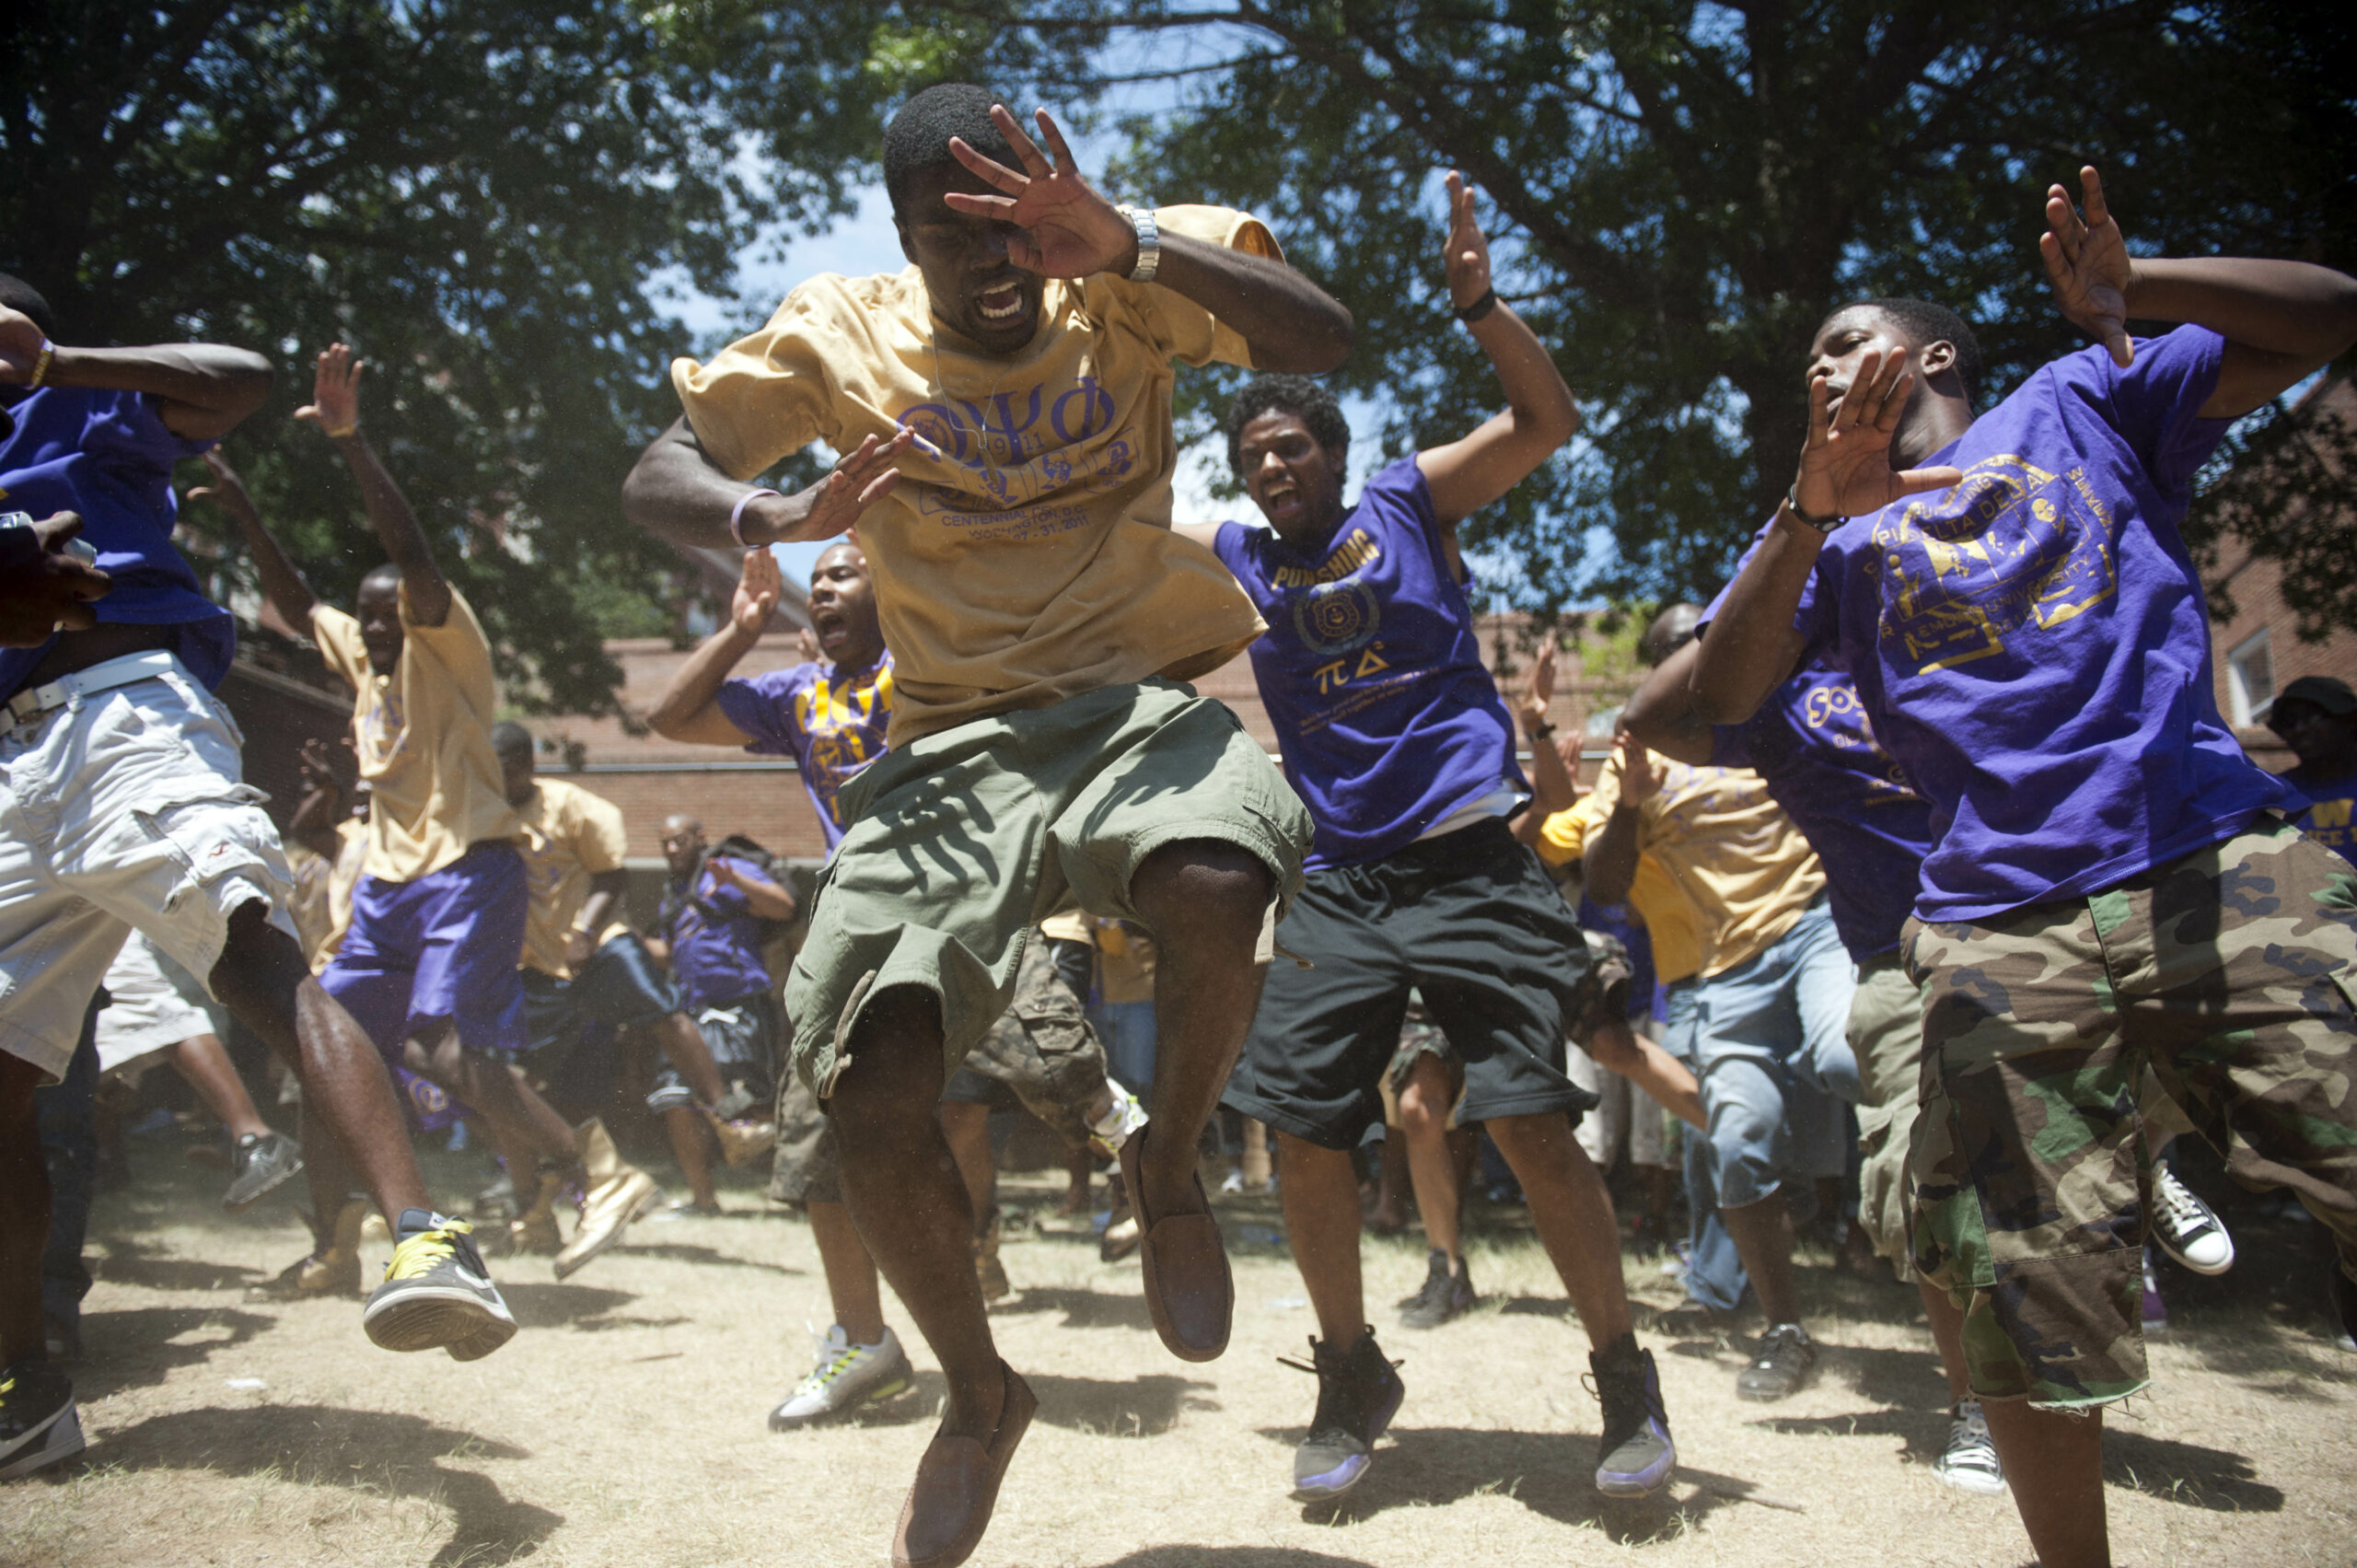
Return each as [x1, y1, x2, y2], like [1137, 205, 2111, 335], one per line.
[1792, 347, 1963, 521]
[944, 104, 1134, 278]
[1442, 170, 1491, 311]
[733, 545, 782, 634]
[296, 343, 364, 433]
[2041, 164, 2136, 367]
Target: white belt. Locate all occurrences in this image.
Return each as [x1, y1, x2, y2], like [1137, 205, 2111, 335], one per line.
[0, 649, 182, 738]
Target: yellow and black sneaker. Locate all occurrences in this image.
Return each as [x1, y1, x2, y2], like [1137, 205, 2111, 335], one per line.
[362, 1211, 517, 1362]
[0, 1359, 83, 1481]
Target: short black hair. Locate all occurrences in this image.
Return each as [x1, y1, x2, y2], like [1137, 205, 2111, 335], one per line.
[0, 273, 59, 342]
[1225, 375, 1351, 476]
[1826, 296, 1984, 406]
[490, 721, 533, 761]
[884, 84, 1015, 221]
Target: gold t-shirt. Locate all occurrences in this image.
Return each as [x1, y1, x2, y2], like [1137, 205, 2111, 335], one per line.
[1562, 748, 1823, 980]
[1536, 794, 1705, 987]
[514, 776, 631, 980]
[288, 818, 370, 974]
[671, 205, 1277, 744]
[312, 588, 523, 882]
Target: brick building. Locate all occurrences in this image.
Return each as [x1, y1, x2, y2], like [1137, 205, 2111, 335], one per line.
[2206, 376, 2357, 772]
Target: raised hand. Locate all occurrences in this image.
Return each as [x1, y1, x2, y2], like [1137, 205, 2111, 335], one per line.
[187, 449, 260, 522]
[1514, 638, 1558, 736]
[732, 545, 782, 635]
[1442, 170, 1492, 311]
[1614, 729, 1662, 804]
[1792, 346, 1964, 521]
[795, 626, 821, 664]
[0, 512, 111, 644]
[2041, 165, 2136, 367]
[767, 427, 921, 544]
[296, 737, 342, 796]
[295, 343, 363, 436]
[944, 104, 1135, 278]
[0, 306, 46, 385]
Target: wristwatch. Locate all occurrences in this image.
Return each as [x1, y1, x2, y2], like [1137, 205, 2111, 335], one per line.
[1116, 203, 1160, 284]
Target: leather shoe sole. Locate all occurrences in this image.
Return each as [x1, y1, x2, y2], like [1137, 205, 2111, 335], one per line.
[1119, 1124, 1232, 1362]
[892, 1362, 1037, 1568]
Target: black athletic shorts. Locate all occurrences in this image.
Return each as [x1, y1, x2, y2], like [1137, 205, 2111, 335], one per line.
[649, 989, 783, 1114]
[1224, 816, 1599, 1150]
[523, 932, 681, 1060]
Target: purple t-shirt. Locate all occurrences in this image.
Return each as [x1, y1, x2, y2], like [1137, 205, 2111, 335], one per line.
[1214, 457, 1525, 870]
[0, 385, 232, 701]
[714, 651, 893, 851]
[660, 854, 773, 1009]
[1783, 326, 2300, 921]
[1707, 662, 1934, 958]
[2286, 763, 2357, 868]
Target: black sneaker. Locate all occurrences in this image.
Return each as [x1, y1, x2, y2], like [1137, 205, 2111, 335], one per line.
[1589, 1338, 1676, 1496]
[1397, 1249, 1475, 1330]
[222, 1131, 304, 1212]
[1736, 1323, 1817, 1401]
[1283, 1332, 1404, 1501]
[361, 1212, 518, 1362]
[0, 1360, 84, 1481]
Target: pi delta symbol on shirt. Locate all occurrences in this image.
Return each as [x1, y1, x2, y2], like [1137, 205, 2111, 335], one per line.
[1873, 453, 2120, 677]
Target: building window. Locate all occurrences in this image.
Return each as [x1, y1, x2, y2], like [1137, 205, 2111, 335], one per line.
[2226, 629, 2275, 727]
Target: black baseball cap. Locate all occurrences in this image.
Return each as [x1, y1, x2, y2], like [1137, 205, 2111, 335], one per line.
[2270, 676, 2357, 722]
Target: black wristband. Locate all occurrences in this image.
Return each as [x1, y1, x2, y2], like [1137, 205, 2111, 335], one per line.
[1783, 482, 1842, 533]
[1454, 286, 1498, 324]
[0, 516, 39, 572]
[1528, 721, 1557, 740]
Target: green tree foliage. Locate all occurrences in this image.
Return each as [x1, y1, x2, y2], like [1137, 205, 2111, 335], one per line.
[955, 1, 2356, 615]
[0, 1, 997, 711]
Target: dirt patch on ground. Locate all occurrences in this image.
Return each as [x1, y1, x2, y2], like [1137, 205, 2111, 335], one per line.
[6, 1139, 2354, 1567]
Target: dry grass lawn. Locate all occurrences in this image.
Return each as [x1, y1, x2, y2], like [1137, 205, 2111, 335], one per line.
[5, 1135, 2353, 1568]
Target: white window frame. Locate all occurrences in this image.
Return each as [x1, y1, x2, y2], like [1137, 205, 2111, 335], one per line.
[2226, 628, 2275, 728]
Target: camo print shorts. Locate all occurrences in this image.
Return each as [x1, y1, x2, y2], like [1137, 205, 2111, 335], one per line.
[1907, 818, 2357, 1407]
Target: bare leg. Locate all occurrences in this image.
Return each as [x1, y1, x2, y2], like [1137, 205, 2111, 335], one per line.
[168, 1033, 271, 1141]
[830, 987, 1004, 1442]
[649, 1010, 727, 1108]
[663, 1106, 717, 1209]
[208, 904, 428, 1220]
[1059, 1144, 1092, 1214]
[1721, 1193, 1805, 1325]
[1129, 842, 1274, 1226]
[1369, 1127, 1409, 1232]
[1487, 1111, 1634, 1345]
[0, 1054, 51, 1364]
[1240, 1116, 1271, 1188]
[808, 1198, 887, 1344]
[937, 1098, 995, 1232]
[1980, 1400, 2110, 1568]
[1921, 1280, 1972, 1400]
[407, 1025, 574, 1163]
[1276, 1132, 1368, 1350]
[1585, 1019, 1705, 1132]
[1398, 1057, 1462, 1265]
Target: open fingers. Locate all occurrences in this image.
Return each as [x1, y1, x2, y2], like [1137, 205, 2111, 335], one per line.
[989, 103, 1054, 180]
[1805, 366, 1834, 445]
[1031, 108, 1080, 174]
[2077, 165, 2109, 233]
[946, 135, 1027, 196]
[1893, 464, 1966, 497]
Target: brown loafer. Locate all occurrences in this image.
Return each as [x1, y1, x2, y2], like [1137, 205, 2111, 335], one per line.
[1119, 1123, 1233, 1362]
[892, 1362, 1037, 1568]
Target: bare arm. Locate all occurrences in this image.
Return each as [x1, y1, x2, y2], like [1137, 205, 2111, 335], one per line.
[1512, 640, 1579, 819]
[709, 856, 797, 922]
[1621, 639, 1721, 765]
[0, 308, 271, 441]
[1415, 172, 1579, 526]
[287, 739, 345, 859]
[297, 344, 450, 626]
[563, 868, 633, 970]
[189, 450, 314, 637]
[1582, 737, 1656, 907]
[945, 104, 1352, 375]
[622, 416, 919, 552]
[0, 513, 110, 645]
[2040, 166, 2357, 418]
[649, 548, 776, 744]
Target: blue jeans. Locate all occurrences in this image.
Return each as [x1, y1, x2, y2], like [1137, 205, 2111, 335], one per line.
[1088, 1000, 1158, 1105]
[1679, 905, 1859, 1311]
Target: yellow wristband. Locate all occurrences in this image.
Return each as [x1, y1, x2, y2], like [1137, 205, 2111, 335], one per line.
[324, 422, 359, 439]
[27, 340, 54, 389]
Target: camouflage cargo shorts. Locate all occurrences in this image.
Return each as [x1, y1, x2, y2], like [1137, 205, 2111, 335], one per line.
[770, 935, 1113, 1204]
[1907, 818, 2357, 1407]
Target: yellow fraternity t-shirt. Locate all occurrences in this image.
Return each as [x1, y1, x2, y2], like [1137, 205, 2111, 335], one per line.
[1536, 795, 1705, 987]
[1569, 747, 1824, 980]
[514, 776, 631, 979]
[671, 205, 1277, 745]
[312, 588, 523, 882]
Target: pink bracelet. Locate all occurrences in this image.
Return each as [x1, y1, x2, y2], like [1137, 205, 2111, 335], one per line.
[729, 488, 781, 549]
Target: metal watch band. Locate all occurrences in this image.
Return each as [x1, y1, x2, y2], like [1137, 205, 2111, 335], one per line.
[1118, 203, 1160, 284]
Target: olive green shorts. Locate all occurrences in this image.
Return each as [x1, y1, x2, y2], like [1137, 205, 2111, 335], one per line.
[783, 679, 1310, 1098]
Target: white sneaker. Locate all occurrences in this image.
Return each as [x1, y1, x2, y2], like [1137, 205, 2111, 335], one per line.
[767, 1326, 912, 1430]
[1930, 1399, 2006, 1495]
[2151, 1163, 2235, 1275]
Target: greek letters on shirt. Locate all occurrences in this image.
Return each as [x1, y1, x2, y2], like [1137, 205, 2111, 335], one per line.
[795, 663, 893, 830]
[895, 378, 1136, 542]
[1794, 675, 1914, 795]
[1872, 453, 2119, 676]
[355, 679, 408, 770]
